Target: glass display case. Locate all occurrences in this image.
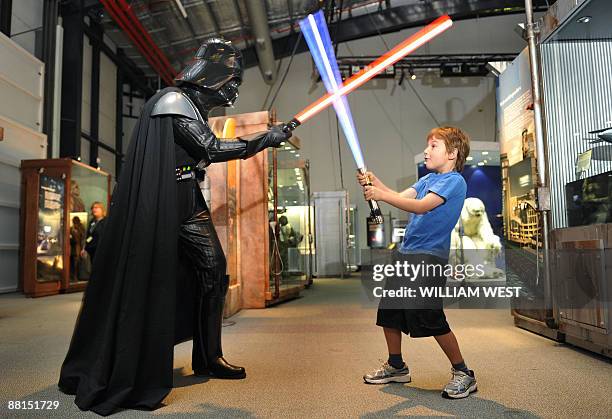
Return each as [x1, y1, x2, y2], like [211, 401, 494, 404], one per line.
[268, 139, 314, 302]
[20, 158, 111, 297]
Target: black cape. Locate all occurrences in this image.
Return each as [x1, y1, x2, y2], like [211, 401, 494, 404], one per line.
[59, 88, 195, 415]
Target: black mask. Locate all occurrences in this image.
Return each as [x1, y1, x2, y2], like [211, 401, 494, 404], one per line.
[175, 37, 243, 108]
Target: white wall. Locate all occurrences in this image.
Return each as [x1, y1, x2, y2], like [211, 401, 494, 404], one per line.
[98, 52, 117, 178]
[231, 14, 529, 249]
[10, 0, 43, 57]
[80, 31, 119, 179]
[0, 32, 47, 293]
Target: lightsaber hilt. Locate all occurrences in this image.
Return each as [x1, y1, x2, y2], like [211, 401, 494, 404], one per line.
[358, 167, 384, 225]
[282, 118, 301, 133]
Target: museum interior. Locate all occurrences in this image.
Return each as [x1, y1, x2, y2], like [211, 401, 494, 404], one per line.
[0, 0, 611, 417]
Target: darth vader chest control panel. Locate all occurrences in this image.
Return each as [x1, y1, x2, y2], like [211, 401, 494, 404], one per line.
[176, 165, 195, 182]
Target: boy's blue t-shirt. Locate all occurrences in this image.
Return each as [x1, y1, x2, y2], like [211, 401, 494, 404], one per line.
[399, 171, 467, 259]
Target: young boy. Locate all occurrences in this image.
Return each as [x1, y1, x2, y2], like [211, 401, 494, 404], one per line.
[357, 126, 475, 399]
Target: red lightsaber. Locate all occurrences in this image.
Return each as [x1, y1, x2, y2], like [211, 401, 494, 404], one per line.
[283, 15, 453, 132]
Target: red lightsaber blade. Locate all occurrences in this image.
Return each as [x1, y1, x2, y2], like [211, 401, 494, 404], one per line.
[282, 15, 453, 132]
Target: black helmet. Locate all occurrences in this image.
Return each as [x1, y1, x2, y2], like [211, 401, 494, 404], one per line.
[175, 37, 243, 91]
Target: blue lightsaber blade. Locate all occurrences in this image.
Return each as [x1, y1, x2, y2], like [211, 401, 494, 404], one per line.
[299, 11, 383, 223]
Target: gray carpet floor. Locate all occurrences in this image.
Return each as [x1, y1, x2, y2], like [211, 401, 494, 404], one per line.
[1, 278, 611, 418]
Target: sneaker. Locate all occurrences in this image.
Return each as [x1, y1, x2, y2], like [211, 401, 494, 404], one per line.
[363, 361, 411, 384]
[442, 368, 477, 399]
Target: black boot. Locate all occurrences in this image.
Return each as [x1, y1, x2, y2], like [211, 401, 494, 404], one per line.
[195, 357, 246, 379]
[192, 275, 246, 379]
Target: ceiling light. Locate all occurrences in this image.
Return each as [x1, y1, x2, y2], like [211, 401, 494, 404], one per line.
[409, 68, 416, 80]
[295, 153, 300, 157]
[466, 156, 473, 161]
[290, 150, 295, 153]
[477, 162, 484, 166]
[577, 16, 591, 24]
[481, 151, 489, 155]
[174, 0, 188, 19]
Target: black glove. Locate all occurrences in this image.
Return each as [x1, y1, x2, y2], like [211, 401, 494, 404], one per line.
[243, 124, 292, 157]
[265, 124, 292, 148]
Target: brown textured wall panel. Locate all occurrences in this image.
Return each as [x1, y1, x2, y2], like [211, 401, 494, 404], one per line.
[209, 112, 270, 313]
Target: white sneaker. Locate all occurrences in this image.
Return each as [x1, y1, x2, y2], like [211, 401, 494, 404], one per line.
[363, 361, 411, 384]
[442, 368, 477, 398]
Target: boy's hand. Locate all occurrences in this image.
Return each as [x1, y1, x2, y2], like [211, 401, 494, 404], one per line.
[356, 171, 379, 187]
[364, 185, 385, 201]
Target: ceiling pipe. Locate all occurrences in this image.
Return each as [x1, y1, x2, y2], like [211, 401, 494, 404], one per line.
[101, 0, 176, 85]
[104, 0, 170, 81]
[101, 0, 173, 84]
[116, 0, 177, 79]
[244, 0, 277, 85]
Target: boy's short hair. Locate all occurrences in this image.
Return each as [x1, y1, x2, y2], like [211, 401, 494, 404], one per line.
[427, 126, 471, 172]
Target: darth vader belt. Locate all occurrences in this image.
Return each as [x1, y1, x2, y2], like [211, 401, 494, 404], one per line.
[176, 165, 195, 182]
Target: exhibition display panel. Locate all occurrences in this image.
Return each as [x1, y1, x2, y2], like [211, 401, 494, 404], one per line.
[538, 0, 612, 355]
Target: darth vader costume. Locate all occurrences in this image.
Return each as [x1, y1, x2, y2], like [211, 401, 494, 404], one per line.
[58, 38, 291, 415]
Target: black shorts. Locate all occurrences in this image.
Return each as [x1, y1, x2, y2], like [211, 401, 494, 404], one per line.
[375, 252, 451, 338]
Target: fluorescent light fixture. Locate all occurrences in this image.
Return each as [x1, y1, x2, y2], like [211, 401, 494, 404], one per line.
[481, 151, 489, 155]
[477, 162, 484, 166]
[174, 0, 188, 19]
[466, 156, 473, 161]
[577, 16, 591, 24]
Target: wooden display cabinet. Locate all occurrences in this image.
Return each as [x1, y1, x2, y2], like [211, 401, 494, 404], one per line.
[20, 158, 111, 297]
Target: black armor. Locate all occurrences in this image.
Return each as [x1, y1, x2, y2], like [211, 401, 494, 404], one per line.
[154, 39, 291, 379]
[58, 38, 291, 415]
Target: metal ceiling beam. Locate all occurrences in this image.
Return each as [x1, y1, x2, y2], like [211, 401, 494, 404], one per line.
[240, 0, 552, 68]
[203, 0, 221, 34]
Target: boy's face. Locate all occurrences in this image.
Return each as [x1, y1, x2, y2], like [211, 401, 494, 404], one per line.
[424, 136, 457, 172]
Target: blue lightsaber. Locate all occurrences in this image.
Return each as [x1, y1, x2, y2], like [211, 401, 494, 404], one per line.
[299, 11, 383, 223]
